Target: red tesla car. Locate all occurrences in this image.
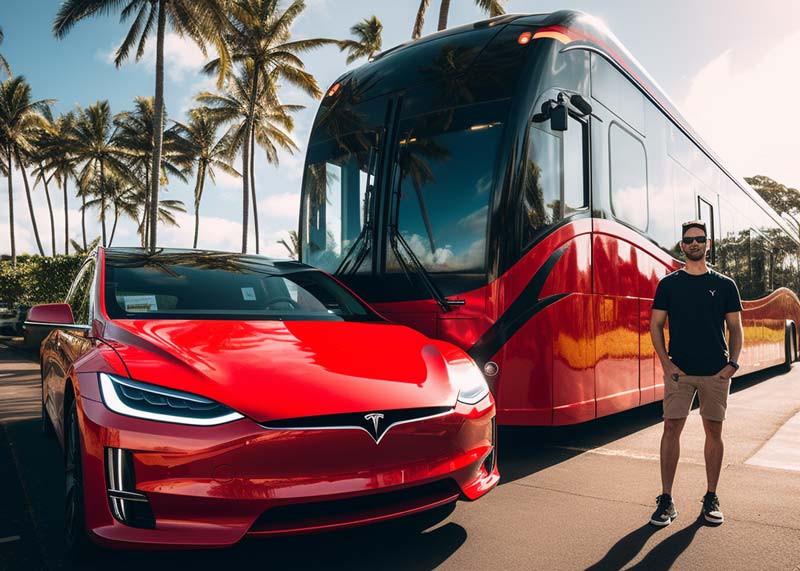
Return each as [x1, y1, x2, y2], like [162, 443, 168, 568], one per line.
[27, 248, 498, 553]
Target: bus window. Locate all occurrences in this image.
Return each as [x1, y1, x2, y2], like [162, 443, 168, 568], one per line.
[387, 100, 506, 273]
[609, 123, 648, 230]
[698, 196, 715, 264]
[521, 123, 561, 248]
[302, 134, 376, 272]
[563, 115, 589, 215]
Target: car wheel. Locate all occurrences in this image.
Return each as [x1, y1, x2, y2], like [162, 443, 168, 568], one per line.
[64, 399, 95, 559]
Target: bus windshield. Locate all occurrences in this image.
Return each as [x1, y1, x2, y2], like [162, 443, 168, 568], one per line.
[302, 97, 507, 275]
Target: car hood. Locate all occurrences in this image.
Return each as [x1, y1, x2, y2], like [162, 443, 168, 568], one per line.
[103, 319, 459, 422]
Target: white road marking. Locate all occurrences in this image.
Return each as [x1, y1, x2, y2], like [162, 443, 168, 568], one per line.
[746, 410, 800, 472]
[554, 445, 706, 465]
[0, 535, 21, 543]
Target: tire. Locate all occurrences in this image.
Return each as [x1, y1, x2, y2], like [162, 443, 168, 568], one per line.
[64, 400, 96, 560]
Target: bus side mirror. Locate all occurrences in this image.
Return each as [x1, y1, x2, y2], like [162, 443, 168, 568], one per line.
[550, 102, 568, 131]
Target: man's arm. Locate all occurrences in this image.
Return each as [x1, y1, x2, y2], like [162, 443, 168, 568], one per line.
[650, 308, 683, 378]
[720, 311, 744, 379]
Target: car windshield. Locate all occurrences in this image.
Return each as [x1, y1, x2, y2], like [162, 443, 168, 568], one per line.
[103, 253, 380, 322]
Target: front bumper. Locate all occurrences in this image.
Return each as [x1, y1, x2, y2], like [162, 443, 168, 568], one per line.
[76, 393, 499, 549]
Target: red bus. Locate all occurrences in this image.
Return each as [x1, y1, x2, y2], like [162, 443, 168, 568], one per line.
[298, 10, 800, 425]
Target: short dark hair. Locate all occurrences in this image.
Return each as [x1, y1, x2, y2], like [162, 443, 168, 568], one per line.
[681, 220, 707, 236]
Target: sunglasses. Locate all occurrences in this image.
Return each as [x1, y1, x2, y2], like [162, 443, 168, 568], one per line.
[682, 236, 707, 244]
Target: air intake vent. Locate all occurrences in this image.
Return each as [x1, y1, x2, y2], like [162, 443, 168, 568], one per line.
[105, 448, 155, 529]
[249, 479, 459, 535]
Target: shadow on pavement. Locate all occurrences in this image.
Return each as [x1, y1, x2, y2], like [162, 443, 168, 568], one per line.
[584, 516, 705, 571]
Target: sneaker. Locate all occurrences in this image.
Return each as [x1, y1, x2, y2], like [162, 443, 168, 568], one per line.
[650, 493, 678, 526]
[702, 492, 724, 524]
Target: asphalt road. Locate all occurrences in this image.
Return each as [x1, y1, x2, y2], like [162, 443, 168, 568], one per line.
[1, 341, 799, 571]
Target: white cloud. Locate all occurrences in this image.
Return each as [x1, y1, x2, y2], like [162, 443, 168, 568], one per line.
[258, 192, 300, 223]
[681, 30, 800, 188]
[98, 33, 217, 82]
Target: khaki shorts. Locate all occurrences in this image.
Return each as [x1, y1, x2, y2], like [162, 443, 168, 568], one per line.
[663, 374, 731, 422]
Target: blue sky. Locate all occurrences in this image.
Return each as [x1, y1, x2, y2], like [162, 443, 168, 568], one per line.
[2, 0, 800, 256]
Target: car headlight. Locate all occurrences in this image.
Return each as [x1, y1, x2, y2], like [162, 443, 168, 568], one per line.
[449, 359, 490, 405]
[98, 373, 244, 426]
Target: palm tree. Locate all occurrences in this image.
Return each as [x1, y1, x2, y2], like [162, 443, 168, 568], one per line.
[172, 107, 240, 248]
[412, 0, 506, 39]
[53, 0, 231, 254]
[70, 235, 100, 255]
[71, 101, 130, 247]
[41, 111, 79, 254]
[278, 229, 299, 259]
[0, 76, 52, 261]
[203, 0, 334, 253]
[340, 16, 382, 64]
[113, 96, 189, 246]
[32, 107, 63, 256]
[198, 65, 299, 253]
[0, 27, 11, 78]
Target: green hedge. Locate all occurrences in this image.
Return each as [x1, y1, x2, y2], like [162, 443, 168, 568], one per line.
[0, 255, 86, 306]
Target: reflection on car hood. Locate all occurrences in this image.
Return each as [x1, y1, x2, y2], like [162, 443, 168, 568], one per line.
[104, 319, 458, 422]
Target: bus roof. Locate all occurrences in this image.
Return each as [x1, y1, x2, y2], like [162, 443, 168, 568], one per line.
[331, 10, 797, 243]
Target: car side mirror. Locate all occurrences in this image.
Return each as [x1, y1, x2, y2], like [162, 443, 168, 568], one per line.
[25, 303, 90, 332]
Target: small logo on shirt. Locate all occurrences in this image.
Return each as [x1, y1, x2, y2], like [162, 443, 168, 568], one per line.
[709, 289, 716, 297]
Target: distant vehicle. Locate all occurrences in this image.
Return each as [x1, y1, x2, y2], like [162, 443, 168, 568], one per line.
[298, 9, 800, 427]
[27, 247, 498, 554]
[0, 304, 29, 336]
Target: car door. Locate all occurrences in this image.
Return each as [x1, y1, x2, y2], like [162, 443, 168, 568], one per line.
[45, 258, 96, 439]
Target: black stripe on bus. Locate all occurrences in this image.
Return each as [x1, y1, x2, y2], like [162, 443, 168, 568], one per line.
[467, 245, 569, 365]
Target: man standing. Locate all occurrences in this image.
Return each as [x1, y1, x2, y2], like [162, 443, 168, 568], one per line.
[649, 220, 744, 526]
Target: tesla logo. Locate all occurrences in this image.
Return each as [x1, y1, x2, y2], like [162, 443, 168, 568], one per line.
[364, 413, 384, 435]
[709, 290, 716, 297]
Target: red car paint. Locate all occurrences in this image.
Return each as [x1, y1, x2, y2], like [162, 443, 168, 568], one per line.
[36, 247, 498, 550]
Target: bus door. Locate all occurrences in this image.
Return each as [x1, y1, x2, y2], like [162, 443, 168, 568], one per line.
[591, 109, 647, 418]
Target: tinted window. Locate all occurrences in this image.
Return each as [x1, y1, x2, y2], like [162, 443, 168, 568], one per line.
[66, 261, 95, 324]
[520, 115, 587, 250]
[521, 124, 561, 247]
[104, 256, 379, 322]
[591, 53, 645, 135]
[302, 98, 389, 273]
[387, 100, 507, 273]
[610, 123, 648, 230]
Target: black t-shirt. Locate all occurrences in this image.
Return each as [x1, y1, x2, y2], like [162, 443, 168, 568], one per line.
[652, 269, 743, 375]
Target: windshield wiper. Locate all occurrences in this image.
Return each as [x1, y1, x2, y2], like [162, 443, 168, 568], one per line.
[387, 151, 453, 313]
[389, 230, 453, 313]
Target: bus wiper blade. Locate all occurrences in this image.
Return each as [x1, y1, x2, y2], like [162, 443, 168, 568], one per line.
[335, 227, 370, 275]
[390, 231, 453, 313]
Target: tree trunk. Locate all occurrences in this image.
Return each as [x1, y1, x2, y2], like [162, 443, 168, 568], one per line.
[148, 0, 167, 254]
[41, 168, 56, 255]
[6, 151, 15, 266]
[63, 178, 69, 255]
[241, 66, 260, 253]
[16, 149, 45, 255]
[109, 207, 119, 246]
[81, 191, 86, 250]
[250, 129, 259, 254]
[100, 162, 107, 247]
[142, 164, 150, 247]
[437, 0, 451, 31]
[241, 124, 250, 253]
[192, 162, 204, 249]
